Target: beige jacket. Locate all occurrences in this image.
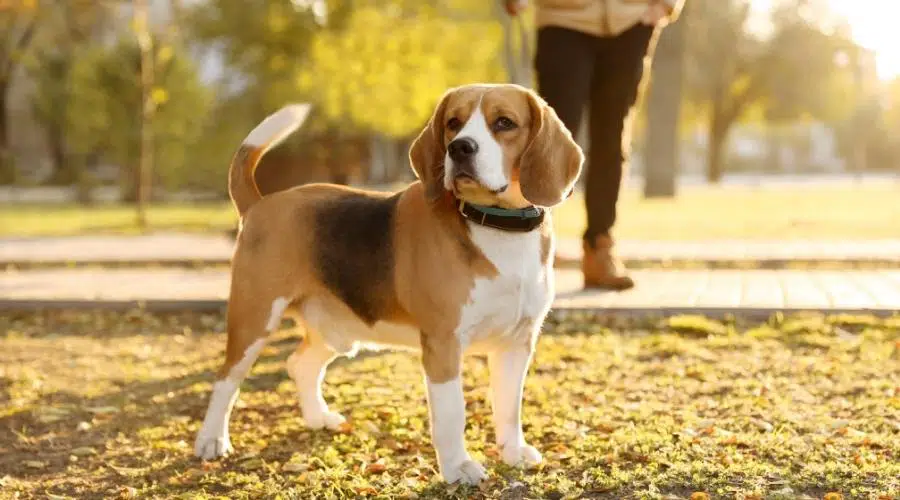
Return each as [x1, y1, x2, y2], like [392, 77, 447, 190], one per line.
[535, 0, 685, 37]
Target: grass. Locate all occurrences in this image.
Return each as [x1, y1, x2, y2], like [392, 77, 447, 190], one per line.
[3, 183, 899, 240]
[1, 310, 899, 499]
[0, 202, 237, 237]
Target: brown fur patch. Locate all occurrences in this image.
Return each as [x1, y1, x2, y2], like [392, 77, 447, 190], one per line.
[393, 183, 497, 383]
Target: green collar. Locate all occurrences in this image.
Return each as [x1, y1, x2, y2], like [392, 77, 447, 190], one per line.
[456, 199, 545, 232]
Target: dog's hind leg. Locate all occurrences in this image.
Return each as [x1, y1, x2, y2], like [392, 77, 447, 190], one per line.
[285, 324, 346, 430]
[194, 277, 292, 460]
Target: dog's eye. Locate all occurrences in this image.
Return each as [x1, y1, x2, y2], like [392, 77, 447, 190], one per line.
[447, 117, 462, 131]
[493, 116, 517, 132]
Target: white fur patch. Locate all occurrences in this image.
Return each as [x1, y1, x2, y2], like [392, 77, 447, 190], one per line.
[301, 296, 420, 354]
[458, 223, 553, 350]
[445, 101, 508, 193]
[243, 104, 311, 148]
[265, 297, 290, 332]
[194, 338, 266, 459]
[229, 339, 266, 379]
[426, 377, 486, 484]
[194, 378, 239, 459]
[286, 344, 345, 430]
[489, 348, 542, 468]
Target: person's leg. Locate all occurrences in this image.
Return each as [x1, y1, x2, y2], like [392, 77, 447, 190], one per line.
[581, 24, 659, 290]
[534, 26, 596, 142]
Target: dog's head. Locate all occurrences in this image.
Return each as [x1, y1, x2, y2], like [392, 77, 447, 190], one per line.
[409, 84, 583, 209]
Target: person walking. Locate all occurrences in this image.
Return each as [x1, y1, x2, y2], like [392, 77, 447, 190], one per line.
[506, 0, 685, 290]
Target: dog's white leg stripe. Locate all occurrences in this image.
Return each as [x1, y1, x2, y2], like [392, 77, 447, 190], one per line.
[266, 297, 290, 332]
[489, 347, 542, 467]
[194, 338, 266, 460]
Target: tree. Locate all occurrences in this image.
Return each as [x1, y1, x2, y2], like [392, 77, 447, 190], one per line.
[0, 0, 41, 183]
[684, 0, 758, 182]
[27, 1, 111, 188]
[642, 4, 688, 198]
[66, 36, 212, 202]
[300, 3, 504, 139]
[684, 0, 855, 182]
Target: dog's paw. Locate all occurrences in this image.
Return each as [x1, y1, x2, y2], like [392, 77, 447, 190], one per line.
[442, 459, 488, 485]
[194, 434, 232, 460]
[501, 442, 542, 468]
[304, 410, 346, 431]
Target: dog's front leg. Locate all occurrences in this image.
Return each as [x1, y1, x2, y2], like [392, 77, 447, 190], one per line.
[421, 332, 487, 485]
[489, 341, 542, 468]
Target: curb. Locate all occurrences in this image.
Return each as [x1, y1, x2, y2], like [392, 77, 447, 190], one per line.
[1, 298, 896, 319]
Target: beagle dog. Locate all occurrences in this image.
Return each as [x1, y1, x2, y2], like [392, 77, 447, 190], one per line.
[194, 83, 583, 485]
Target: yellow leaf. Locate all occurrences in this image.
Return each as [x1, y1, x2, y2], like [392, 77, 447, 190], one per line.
[151, 88, 169, 105]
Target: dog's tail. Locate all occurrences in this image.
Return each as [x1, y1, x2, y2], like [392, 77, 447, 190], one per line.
[228, 104, 312, 218]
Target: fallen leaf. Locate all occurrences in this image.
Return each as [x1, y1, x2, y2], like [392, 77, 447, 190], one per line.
[282, 462, 309, 473]
[690, 493, 709, 500]
[750, 418, 774, 432]
[365, 462, 387, 474]
[836, 427, 866, 438]
[108, 464, 148, 477]
[241, 458, 265, 471]
[118, 486, 138, 499]
[70, 446, 97, 457]
[85, 406, 120, 415]
[824, 493, 843, 500]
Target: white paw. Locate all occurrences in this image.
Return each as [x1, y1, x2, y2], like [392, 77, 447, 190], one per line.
[501, 442, 542, 468]
[304, 410, 346, 430]
[442, 459, 488, 485]
[194, 434, 232, 460]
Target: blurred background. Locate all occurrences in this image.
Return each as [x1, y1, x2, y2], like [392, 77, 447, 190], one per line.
[0, 0, 897, 238]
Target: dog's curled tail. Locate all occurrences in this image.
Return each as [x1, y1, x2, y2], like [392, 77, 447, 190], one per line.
[228, 103, 312, 217]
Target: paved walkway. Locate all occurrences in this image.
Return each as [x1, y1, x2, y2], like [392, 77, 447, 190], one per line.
[3, 267, 899, 315]
[3, 233, 900, 266]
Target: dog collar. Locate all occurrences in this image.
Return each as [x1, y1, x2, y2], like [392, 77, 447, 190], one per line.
[457, 199, 545, 232]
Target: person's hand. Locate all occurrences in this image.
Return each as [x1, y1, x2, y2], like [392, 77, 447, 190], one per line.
[505, 0, 527, 16]
[640, 1, 671, 25]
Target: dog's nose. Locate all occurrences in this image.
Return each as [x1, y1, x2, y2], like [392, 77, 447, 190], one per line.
[447, 137, 478, 162]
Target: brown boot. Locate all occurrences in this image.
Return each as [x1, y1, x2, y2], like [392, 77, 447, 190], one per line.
[582, 234, 634, 290]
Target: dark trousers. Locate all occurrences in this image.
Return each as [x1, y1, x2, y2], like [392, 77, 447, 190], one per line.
[535, 24, 656, 246]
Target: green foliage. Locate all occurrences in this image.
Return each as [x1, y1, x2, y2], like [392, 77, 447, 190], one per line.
[300, 4, 504, 138]
[683, 0, 861, 178]
[66, 37, 212, 192]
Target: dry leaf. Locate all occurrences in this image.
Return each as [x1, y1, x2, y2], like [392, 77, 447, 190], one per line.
[282, 462, 309, 473]
[70, 446, 97, 457]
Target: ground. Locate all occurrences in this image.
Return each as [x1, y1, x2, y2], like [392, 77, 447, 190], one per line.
[1, 310, 898, 499]
[3, 183, 899, 240]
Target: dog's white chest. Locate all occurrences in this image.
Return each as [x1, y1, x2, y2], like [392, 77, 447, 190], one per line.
[457, 223, 553, 348]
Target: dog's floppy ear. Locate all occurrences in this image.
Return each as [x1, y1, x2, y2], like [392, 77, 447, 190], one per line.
[409, 88, 454, 201]
[518, 90, 584, 207]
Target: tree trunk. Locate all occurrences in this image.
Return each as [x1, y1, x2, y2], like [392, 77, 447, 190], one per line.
[0, 88, 14, 185]
[642, 12, 687, 199]
[46, 122, 76, 184]
[135, 0, 154, 228]
[706, 112, 728, 183]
